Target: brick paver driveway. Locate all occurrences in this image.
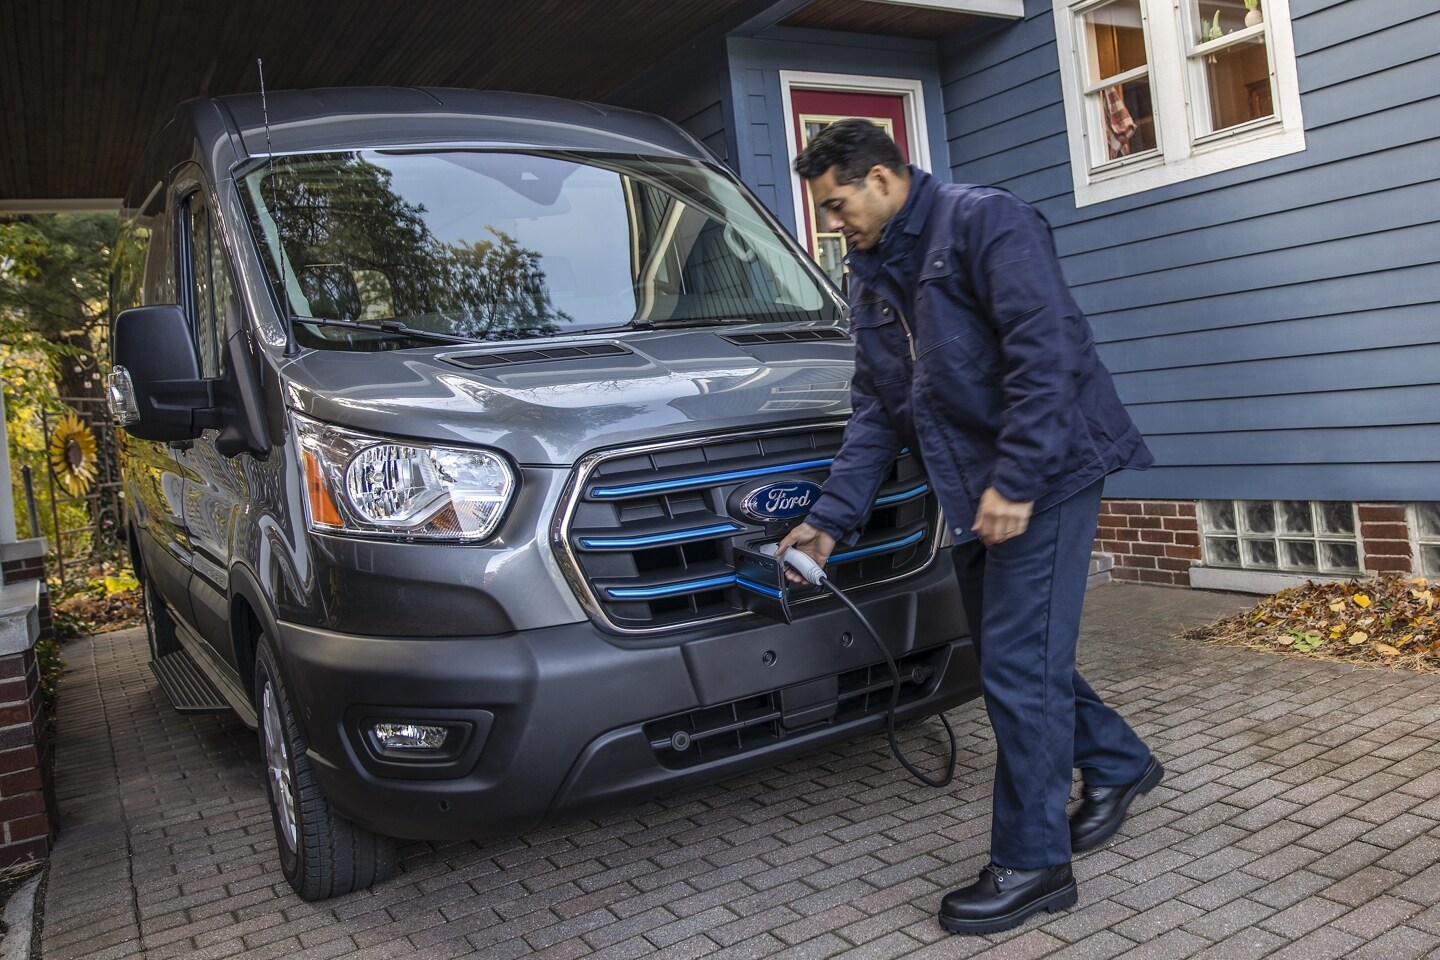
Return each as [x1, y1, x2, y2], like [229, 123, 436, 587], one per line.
[40, 584, 1440, 959]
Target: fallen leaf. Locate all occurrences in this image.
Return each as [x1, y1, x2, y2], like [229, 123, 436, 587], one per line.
[1328, 599, 1346, 612]
[1374, 643, 1400, 657]
[1348, 631, 1369, 645]
[1353, 594, 1372, 608]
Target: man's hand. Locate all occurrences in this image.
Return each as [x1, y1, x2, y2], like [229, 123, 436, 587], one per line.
[774, 522, 837, 584]
[972, 487, 1034, 546]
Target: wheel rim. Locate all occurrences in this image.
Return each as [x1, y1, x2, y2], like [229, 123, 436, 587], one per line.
[261, 681, 299, 852]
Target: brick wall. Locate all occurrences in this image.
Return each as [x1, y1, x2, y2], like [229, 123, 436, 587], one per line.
[0, 539, 57, 864]
[1, 555, 52, 639]
[1357, 503, 1414, 574]
[1095, 500, 1202, 587]
[1097, 500, 1422, 587]
[0, 647, 55, 865]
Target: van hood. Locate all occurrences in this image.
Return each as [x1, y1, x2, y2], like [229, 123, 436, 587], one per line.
[280, 328, 855, 465]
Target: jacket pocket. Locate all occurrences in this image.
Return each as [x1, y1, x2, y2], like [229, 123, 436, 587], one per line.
[913, 251, 998, 383]
[850, 296, 910, 385]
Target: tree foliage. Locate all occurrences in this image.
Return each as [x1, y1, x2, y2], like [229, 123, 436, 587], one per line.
[254, 154, 567, 341]
[0, 213, 117, 402]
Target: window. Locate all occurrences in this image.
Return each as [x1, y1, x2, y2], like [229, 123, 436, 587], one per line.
[1200, 500, 1360, 574]
[180, 191, 230, 379]
[240, 151, 834, 348]
[1053, 0, 1305, 206]
[1414, 503, 1440, 578]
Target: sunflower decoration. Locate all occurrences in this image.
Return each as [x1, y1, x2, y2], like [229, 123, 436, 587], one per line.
[48, 412, 99, 497]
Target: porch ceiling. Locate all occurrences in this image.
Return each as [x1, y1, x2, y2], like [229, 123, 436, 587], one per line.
[0, 0, 770, 208]
[0, 0, 1007, 209]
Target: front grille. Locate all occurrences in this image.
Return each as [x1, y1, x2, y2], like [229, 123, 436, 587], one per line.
[643, 649, 945, 769]
[555, 423, 940, 632]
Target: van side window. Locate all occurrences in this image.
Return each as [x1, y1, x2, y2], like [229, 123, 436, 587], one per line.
[180, 191, 231, 379]
[112, 218, 152, 313]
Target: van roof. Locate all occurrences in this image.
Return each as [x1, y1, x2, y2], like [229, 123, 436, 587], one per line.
[208, 87, 710, 162]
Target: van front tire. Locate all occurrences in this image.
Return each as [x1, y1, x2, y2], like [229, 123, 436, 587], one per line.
[255, 636, 396, 900]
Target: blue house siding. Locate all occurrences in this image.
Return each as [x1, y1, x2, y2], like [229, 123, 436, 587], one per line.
[937, 0, 1440, 502]
[607, 43, 735, 165]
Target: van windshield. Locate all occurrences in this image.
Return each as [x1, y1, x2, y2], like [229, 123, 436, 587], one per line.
[239, 150, 836, 346]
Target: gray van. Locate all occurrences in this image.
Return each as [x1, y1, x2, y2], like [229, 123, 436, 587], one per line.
[107, 87, 977, 899]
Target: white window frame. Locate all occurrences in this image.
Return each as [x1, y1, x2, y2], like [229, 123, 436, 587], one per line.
[778, 71, 932, 248]
[1410, 503, 1440, 578]
[1052, 0, 1306, 207]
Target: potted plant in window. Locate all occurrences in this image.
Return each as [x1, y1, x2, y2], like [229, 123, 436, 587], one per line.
[1244, 0, 1263, 27]
[1202, 11, 1222, 62]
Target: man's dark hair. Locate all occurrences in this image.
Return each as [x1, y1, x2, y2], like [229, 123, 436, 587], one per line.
[793, 118, 906, 184]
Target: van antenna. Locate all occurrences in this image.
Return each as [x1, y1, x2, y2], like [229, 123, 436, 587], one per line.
[257, 58, 296, 353]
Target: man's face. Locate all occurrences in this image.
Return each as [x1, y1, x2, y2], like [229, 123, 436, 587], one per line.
[807, 165, 906, 252]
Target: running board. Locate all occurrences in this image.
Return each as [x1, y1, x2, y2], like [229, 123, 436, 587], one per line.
[151, 648, 231, 714]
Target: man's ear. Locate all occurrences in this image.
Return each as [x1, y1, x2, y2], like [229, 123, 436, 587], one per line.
[869, 163, 900, 196]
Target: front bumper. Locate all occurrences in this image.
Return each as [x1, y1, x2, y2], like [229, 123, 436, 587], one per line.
[275, 555, 977, 840]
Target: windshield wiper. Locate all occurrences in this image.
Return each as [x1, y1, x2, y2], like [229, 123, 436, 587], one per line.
[294, 315, 480, 346]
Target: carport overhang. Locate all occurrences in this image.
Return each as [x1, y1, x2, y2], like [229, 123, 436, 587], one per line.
[0, 0, 1018, 212]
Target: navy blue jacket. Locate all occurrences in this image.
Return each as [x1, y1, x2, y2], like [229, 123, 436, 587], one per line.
[805, 168, 1153, 544]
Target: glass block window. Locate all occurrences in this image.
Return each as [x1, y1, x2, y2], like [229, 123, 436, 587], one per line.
[1200, 500, 1360, 574]
[1415, 503, 1440, 577]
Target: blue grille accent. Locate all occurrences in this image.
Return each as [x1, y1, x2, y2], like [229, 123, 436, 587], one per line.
[735, 577, 783, 599]
[606, 575, 737, 600]
[579, 522, 743, 550]
[874, 483, 929, 507]
[830, 529, 926, 563]
[601, 530, 926, 601]
[590, 457, 833, 499]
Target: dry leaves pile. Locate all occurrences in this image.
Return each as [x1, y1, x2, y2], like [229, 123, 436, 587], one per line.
[1184, 575, 1440, 673]
[52, 573, 143, 638]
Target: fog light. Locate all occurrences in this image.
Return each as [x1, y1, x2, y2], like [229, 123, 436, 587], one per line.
[371, 722, 449, 751]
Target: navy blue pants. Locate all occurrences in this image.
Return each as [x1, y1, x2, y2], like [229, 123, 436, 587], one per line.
[952, 479, 1151, 869]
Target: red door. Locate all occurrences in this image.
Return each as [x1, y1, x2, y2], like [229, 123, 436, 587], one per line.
[789, 89, 912, 285]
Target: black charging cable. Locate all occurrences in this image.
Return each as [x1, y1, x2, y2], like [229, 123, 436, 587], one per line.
[768, 546, 958, 788]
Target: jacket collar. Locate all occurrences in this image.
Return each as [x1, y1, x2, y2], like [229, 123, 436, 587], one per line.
[846, 165, 936, 288]
[886, 165, 936, 242]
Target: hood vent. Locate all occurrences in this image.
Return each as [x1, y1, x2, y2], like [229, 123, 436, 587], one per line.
[722, 328, 848, 346]
[445, 342, 631, 369]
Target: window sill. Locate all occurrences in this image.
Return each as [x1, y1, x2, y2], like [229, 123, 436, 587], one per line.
[1073, 122, 1306, 207]
[1189, 565, 1358, 596]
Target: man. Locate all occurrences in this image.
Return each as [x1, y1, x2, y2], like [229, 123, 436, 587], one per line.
[778, 119, 1161, 935]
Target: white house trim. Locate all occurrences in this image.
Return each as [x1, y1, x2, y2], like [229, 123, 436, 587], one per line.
[856, 0, 1025, 18]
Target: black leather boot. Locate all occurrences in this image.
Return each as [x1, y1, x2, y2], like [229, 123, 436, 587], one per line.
[1070, 755, 1164, 853]
[938, 862, 1078, 935]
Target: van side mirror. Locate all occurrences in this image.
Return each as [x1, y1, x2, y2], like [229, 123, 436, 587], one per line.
[107, 305, 221, 442]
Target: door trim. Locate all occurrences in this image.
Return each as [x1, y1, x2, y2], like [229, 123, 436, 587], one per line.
[778, 71, 932, 251]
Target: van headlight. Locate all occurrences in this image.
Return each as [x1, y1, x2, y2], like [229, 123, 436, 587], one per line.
[293, 413, 516, 542]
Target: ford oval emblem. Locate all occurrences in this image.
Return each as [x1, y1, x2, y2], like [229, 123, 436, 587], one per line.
[733, 478, 823, 523]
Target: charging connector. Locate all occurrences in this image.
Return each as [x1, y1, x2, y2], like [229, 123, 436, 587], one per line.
[765, 545, 956, 789]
